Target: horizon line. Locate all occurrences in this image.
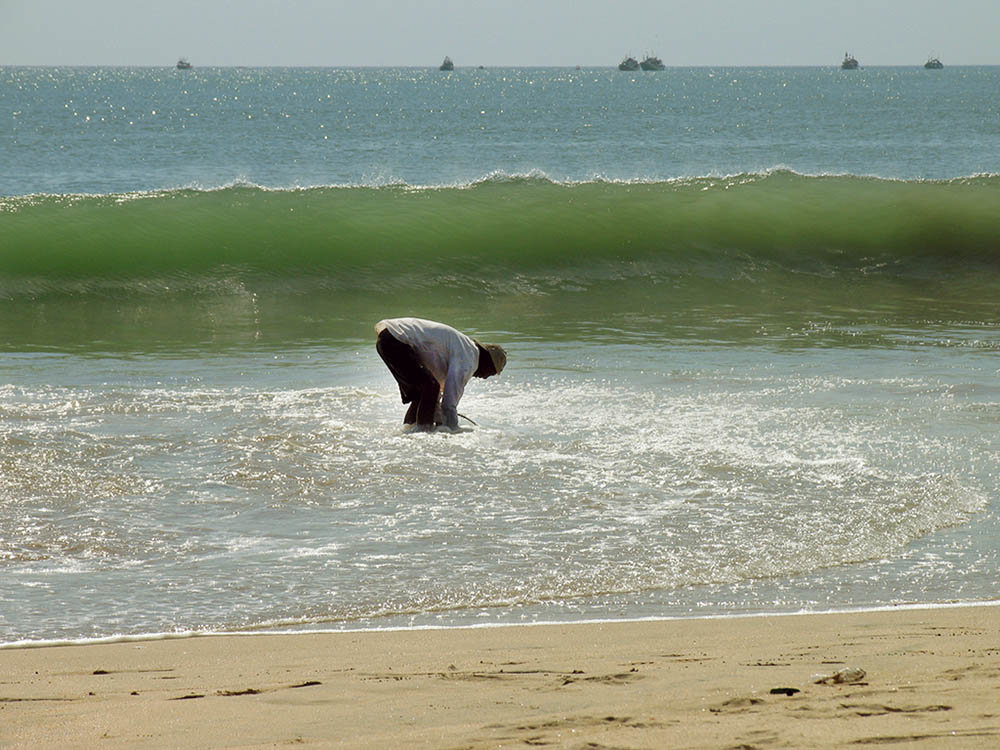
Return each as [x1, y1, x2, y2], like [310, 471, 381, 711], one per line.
[2, 62, 996, 69]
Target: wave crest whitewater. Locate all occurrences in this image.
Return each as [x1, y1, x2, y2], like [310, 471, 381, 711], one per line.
[3, 171, 999, 293]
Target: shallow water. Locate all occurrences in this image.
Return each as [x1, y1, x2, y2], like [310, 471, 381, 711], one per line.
[3, 303, 998, 642]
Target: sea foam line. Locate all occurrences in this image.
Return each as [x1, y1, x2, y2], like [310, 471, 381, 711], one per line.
[3, 598, 998, 650]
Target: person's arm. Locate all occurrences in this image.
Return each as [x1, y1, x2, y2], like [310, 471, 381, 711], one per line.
[433, 326, 480, 430]
[438, 372, 462, 430]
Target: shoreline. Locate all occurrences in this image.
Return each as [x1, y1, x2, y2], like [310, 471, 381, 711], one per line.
[4, 597, 998, 651]
[5, 598, 999, 651]
[3, 604, 999, 748]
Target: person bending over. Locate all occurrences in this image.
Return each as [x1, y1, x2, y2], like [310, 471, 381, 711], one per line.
[375, 317, 506, 431]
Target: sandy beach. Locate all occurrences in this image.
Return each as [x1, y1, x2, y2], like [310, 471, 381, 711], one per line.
[2, 605, 999, 748]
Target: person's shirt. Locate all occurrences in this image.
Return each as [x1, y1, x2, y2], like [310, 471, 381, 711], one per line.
[375, 317, 480, 429]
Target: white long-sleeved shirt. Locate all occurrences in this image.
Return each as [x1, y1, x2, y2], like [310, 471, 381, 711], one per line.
[375, 317, 480, 429]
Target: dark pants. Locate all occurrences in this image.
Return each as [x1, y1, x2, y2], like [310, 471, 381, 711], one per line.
[376, 330, 440, 426]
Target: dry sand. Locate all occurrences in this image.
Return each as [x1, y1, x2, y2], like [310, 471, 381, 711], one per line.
[2, 605, 999, 748]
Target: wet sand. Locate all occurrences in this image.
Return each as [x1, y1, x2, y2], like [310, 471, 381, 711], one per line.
[2, 605, 999, 748]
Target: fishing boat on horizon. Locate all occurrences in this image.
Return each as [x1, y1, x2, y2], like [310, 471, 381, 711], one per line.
[439, 56, 454, 71]
[640, 55, 665, 71]
[618, 56, 639, 71]
[176, 58, 192, 70]
[924, 56, 944, 69]
[841, 52, 859, 69]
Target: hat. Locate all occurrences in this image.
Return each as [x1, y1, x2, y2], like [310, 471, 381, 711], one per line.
[480, 343, 507, 374]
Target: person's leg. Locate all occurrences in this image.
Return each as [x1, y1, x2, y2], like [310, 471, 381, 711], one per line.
[376, 330, 417, 403]
[377, 330, 440, 426]
[403, 399, 419, 424]
[414, 379, 440, 426]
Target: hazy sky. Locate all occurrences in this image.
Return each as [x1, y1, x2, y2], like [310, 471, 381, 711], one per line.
[2, 0, 996, 67]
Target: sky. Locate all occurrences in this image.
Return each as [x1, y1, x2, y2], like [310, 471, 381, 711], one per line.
[1, 0, 996, 67]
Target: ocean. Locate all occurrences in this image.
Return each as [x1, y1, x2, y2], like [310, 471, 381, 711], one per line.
[2, 65, 999, 645]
